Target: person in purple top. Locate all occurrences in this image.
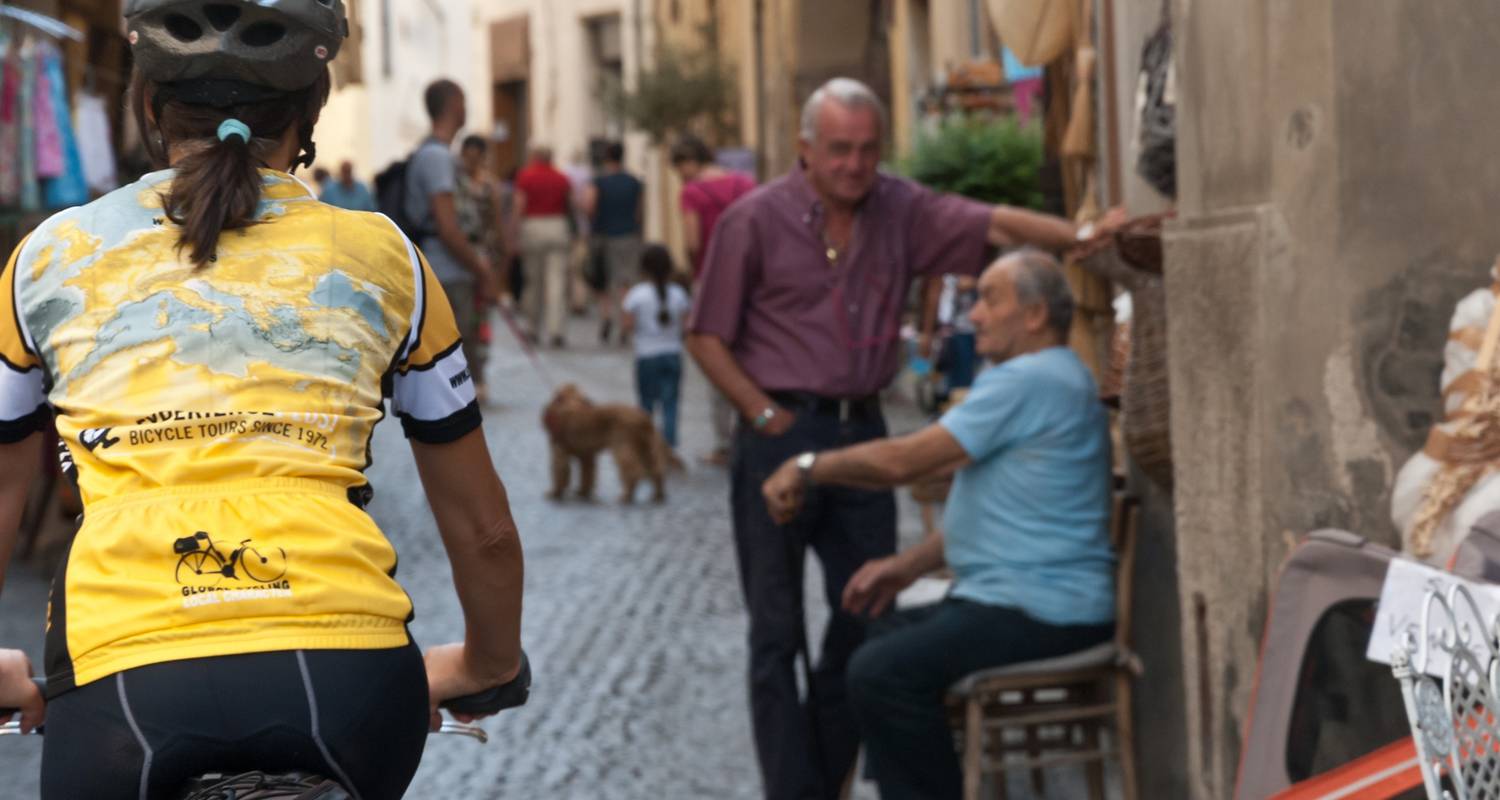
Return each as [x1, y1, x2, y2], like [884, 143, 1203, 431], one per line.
[686, 77, 1091, 800]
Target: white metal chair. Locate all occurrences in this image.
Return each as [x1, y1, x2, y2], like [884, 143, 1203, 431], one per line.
[1391, 582, 1500, 799]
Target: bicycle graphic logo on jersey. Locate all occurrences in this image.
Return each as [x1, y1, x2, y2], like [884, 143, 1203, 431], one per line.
[173, 531, 288, 586]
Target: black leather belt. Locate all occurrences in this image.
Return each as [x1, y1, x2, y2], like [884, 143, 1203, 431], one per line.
[768, 391, 881, 421]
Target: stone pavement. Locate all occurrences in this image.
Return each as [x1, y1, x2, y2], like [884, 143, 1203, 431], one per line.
[0, 314, 1111, 798]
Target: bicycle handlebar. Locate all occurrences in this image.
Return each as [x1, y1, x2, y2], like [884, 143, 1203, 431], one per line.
[438, 650, 531, 716]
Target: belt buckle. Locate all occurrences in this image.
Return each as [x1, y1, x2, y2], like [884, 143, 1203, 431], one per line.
[838, 399, 851, 423]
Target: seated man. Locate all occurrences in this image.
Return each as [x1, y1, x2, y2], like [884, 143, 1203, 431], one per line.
[762, 248, 1116, 799]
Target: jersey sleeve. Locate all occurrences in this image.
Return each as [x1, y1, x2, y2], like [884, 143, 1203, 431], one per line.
[0, 237, 48, 443]
[390, 237, 482, 444]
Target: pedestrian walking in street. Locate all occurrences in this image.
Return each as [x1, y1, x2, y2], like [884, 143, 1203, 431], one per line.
[762, 251, 1115, 799]
[562, 148, 595, 314]
[0, 6, 526, 797]
[581, 140, 644, 345]
[623, 244, 691, 449]
[686, 76, 1088, 800]
[320, 160, 376, 212]
[457, 135, 508, 405]
[670, 134, 757, 466]
[404, 79, 501, 377]
[513, 145, 574, 347]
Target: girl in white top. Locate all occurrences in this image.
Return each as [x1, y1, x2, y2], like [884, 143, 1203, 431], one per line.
[621, 244, 692, 448]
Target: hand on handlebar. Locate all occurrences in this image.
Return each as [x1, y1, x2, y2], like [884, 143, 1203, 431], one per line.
[0, 650, 44, 734]
[424, 643, 528, 730]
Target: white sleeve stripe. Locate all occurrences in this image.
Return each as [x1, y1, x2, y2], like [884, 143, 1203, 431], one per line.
[392, 346, 474, 421]
[375, 212, 426, 364]
[0, 370, 45, 420]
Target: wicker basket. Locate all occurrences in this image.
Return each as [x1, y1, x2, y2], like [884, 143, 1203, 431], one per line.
[1074, 216, 1175, 489]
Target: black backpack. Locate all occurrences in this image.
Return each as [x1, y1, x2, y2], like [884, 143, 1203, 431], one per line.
[374, 152, 433, 242]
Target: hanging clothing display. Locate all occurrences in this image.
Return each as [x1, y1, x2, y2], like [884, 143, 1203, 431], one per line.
[40, 42, 87, 209]
[32, 42, 62, 178]
[73, 92, 116, 194]
[17, 38, 39, 212]
[0, 35, 20, 206]
[0, 25, 119, 213]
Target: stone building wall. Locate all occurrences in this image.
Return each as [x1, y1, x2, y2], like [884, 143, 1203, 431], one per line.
[1166, 1, 1500, 794]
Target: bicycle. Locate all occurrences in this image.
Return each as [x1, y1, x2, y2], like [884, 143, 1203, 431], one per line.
[174, 532, 288, 585]
[1, 651, 531, 800]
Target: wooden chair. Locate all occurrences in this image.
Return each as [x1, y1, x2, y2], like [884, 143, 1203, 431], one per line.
[945, 493, 1143, 800]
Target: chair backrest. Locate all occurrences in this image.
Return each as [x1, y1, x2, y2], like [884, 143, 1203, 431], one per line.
[1391, 582, 1500, 800]
[1111, 493, 1142, 653]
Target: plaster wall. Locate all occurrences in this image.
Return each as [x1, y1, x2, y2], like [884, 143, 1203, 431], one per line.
[1167, 1, 1500, 793]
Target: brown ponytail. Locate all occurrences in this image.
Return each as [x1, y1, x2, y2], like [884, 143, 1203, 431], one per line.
[640, 244, 675, 326]
[130, 69, 332, 269]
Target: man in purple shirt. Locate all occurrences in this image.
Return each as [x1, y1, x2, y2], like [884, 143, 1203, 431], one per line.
[686, 77, 1084, 800]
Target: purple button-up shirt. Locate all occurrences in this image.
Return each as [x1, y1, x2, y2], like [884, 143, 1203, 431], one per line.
[688, 167, 994, 397]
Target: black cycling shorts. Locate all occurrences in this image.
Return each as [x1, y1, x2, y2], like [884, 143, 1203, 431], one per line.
[40, 644, 429, 800]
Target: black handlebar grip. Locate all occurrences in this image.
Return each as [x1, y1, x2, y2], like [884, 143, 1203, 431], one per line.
[439, 651, 531, 716]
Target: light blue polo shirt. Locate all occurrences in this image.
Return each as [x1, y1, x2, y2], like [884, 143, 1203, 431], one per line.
[939, 346, 1115, 626]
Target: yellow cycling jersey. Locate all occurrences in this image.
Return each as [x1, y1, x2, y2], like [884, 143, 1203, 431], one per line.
[0, 169, 480, 693]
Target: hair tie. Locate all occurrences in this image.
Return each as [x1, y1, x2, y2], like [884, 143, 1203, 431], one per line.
[217, 119, 252, 144]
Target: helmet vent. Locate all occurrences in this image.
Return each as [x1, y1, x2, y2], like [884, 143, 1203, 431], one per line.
[240, 21, 287, 47]
[202, 4, 242, 32]
[164, 14, 204, 43]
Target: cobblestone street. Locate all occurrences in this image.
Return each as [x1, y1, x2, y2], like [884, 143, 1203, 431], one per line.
[1, 316, 1105, 799]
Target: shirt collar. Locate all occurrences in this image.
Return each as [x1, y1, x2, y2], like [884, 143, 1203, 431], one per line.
[789, 160, 884, 222]
[142, 168, 317, 201]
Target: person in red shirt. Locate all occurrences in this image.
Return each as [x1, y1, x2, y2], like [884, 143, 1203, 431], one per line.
[512, 146, 574, 346]
[670, 135, 757, 464]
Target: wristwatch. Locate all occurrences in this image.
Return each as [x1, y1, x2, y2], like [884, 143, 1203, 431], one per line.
[796, 451, 817, 485]
[753, 406, 777, 430]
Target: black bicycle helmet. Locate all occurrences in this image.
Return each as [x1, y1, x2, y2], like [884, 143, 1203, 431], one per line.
[124, 0, 348, 94]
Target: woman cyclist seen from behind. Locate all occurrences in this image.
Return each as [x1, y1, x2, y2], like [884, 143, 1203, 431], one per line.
[0, 2, 525, 798]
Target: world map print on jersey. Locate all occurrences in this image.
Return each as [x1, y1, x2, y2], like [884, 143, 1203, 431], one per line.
[2, 168, 476, 503]
[0, 168, 480, 690]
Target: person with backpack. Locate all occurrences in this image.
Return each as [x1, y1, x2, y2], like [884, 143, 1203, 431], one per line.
[622, 245, 691, 449]
[670, 135, 756, 465]
[386, 80, 499, 395]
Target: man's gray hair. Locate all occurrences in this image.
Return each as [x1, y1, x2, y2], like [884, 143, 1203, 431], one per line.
[799, 77, 888, 143]
[1004, 248, 1074, 341]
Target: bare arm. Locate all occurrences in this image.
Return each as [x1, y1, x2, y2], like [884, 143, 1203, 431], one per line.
[509, 190, 527, 250]
[682, 209, 702, 266]
[762, 423, 971, 524]
[0, 434, 42, 594]
[579, 184, 599, 218]
[810, 423, 970, 489]
[685, 332, 789, 431]
[411, 430, 524, 685]
[843, 527, 947, 618]
[989, 205, 1079, 251]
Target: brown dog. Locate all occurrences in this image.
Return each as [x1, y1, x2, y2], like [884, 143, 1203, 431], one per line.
[542, 383, 683, 503]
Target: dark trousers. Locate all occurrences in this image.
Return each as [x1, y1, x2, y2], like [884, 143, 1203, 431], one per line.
[848, 600, 1113, 799]
[731, 409, 897, 800]
[636, 352, 683, 447]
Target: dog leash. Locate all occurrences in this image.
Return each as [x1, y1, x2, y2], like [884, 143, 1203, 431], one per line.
[491, 301, 558, 390]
